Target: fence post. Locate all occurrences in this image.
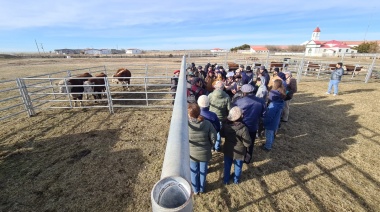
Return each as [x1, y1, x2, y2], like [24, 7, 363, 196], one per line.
[265, 51, 270, 67]
[151, 55, 193, 212]
[16, 78, 35, 117]
[103, 65, 107, 75]
[48, 74, 57, 99]
[144, 76, 149, 106]
[296, 53, 306, 83]
[104, 77, 114, 114]
[62, 78, 74, 108]
[145, 64, 149, 84]
[365, 54, 377, 83]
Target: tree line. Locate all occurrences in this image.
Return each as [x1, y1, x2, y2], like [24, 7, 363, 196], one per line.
[353, 41, 379, 53]
[230, 44, 305, 52]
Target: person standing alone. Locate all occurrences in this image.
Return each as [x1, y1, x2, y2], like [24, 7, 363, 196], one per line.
[326, 62, 344, 96]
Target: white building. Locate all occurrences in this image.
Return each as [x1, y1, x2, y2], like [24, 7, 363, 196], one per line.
[84, 49, 111, 55]
[126, 49, 142, 54]
[303, 27, 358, 56]
[210, 48, 227, 53]
[250, 46, 269, 53]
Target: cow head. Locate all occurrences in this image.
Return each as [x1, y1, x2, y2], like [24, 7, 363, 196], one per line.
[83, 81, 95, 93]
[111, 74, 119, 84]
[58, 80, 72, 93]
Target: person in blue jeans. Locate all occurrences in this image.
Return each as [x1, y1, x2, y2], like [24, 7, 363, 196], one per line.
[233, 84, 266, 162]
[188, 103, 217, 194]
[262, 80, 285, 151]
[326, 62, 344, 96]
[221, 106, 251, 184]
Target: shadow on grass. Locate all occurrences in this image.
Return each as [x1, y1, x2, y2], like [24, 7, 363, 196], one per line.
[209, 90, 380, 211]
[339, 88, 375, 95]
[0, 129, 144, 212]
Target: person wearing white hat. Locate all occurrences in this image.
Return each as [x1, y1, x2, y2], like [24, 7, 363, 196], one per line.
[232, 84, 266, 162]
[221, 106, 251, 184]
[198, 95, 221, 133]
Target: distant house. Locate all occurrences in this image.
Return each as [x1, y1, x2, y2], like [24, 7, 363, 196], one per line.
[54, 49, 81, 54]
[210, 48, 227, 53]
[250, 46, 269, 53]
[111, 49, 125, 54]
[84, 49, 112, 55]
[126, 49, 142, 54]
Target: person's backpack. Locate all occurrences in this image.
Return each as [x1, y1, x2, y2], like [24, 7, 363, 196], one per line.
[187, 87, 202, 103]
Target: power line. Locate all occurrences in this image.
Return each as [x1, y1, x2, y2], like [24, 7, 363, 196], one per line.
[35, 39, 41, 55]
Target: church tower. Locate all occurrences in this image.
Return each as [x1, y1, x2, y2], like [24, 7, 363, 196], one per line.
[311, 27, 321, 41]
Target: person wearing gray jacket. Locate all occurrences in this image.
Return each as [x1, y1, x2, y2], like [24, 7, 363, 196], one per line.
[255, 76, 268, 100]
[326, 62, 344, 96]
[188, 103, 217, 194]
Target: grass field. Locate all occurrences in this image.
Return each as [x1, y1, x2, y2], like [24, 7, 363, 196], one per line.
[0, 57, 379, 211]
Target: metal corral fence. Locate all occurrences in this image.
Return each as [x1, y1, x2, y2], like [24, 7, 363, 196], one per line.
[188, 52, 378, 84]
[151, 56, 193, 211]
[0, 64, 182, 121]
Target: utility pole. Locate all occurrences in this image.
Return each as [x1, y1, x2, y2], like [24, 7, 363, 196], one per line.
[35, 39, 41, 55]
[40, 43, 45, 54]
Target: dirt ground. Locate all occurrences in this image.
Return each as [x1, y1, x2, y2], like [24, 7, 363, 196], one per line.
[0, 57, 379, 211]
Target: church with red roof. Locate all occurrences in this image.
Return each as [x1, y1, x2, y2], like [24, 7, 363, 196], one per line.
[302, 27, 362, 56]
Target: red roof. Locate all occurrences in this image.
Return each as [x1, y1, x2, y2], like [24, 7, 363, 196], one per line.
[320, 40, 350, 48]
[250, 46, 268, 51]
[313, 27, 321, 32]
[324, 40, 342, 45]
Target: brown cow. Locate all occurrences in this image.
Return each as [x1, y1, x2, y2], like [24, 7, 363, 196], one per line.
[58, 72, 93, 107]
[84, 72, 108, 102]
[76, 72, 93, 99]
[112, 68, 131, 90]
[77, 72, 93, 78]
[58, 78, 86, 107]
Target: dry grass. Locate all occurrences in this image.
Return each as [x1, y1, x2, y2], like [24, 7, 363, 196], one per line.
[0, 57, 379, 211]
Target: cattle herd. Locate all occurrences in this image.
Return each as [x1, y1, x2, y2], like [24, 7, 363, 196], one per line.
[58, 68, 132, 106]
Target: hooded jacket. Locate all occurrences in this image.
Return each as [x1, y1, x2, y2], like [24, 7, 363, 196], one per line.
[264, 90, 284, 130]
[208, 89, 231, 121]
[256, 76, 268, 100]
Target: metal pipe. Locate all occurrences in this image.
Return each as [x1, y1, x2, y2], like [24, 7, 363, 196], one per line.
[151, 55, 193, 212]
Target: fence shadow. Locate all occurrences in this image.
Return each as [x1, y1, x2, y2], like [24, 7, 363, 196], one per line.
[0, 129, 144, 212]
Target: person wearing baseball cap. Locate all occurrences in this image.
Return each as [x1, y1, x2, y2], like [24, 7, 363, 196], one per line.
[259, 66, 270, 89]
[232, 84, 266, 163]
[170, 70, 180, 104]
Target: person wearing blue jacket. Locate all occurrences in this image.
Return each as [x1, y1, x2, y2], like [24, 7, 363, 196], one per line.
[262, 79, 285, 151]
[197, 95, 221, 133]
[326, 62, 344, 96]
[233, 84, 266, 162]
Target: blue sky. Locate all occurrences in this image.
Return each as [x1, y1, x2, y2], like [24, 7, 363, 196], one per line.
[1, 0, 379, 53]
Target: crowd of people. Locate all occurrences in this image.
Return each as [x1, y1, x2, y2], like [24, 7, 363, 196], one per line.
[170, 62, 298, 194]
